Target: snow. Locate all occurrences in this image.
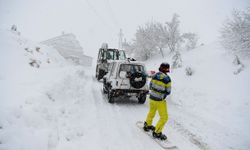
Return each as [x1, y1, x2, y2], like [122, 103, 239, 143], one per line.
[146, 43, 250, 150]
[0, 28, 250, 150]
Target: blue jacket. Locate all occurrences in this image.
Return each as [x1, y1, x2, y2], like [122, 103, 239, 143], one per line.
[149, 72, 171, 101]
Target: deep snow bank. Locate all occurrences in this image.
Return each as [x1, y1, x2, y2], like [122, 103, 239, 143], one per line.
[0, 29, 67, 107]
[0, 29, 83, 150]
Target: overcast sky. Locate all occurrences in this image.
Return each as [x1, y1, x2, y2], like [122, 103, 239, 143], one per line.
[0, 0, 249, 57]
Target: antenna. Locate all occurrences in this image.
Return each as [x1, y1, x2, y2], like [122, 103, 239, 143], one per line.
[118, 29, 124, 49]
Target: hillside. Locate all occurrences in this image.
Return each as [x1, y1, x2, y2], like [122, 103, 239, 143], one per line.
[146, 43, 250, 150]
[0, 29, 84, 150]
[0, 28, 250, 150]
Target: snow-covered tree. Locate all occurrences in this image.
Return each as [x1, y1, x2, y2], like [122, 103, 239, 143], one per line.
[182, 32, 198, 51]
[172, 51, 182, 68]
[123, 13, 197, 60]
[133, 23, 158, 60]
[220, 8, 250, 58]
[166, 14, 182, 53]
[153, 22, 169, 57]
[122, 39, 136, 57]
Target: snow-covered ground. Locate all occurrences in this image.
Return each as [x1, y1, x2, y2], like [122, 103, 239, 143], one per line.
[146, 44, 250, 150]
[0, 29, 250, 150]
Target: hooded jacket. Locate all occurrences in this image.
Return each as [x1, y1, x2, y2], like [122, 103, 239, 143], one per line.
[149, 71, 171, 101]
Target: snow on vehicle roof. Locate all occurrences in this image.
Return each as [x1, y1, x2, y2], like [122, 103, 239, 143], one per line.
[108, 59, 145, 66]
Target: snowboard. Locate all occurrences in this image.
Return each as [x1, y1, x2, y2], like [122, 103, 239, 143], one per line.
[136, 121, 178, 150]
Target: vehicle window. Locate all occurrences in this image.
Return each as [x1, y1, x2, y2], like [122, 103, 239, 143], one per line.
[134, 65, 144, 72]
[103, 50, 106, 59]
[106, 50, 115, 60]
[114, 51, 118, 60]
[119, 51, 126, 60]
[119, 64, 144, 73]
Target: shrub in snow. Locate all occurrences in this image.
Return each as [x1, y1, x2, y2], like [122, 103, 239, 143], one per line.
[46, 92, 55, 102]
[36, 47, 41, 52]
[172, 51, 182, 68]
[11, 25, 17, 31]
[234, 65, 244, 75]
[29, 59, 41, 68]
[233, 55, 242, 65]
[11, 24, 21, 35]
[24, 47, 33, 54]
[185, 67, 194, 76]
[233, 55, 245, 74]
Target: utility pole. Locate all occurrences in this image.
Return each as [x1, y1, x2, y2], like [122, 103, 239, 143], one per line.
[118, 29, 124, 49]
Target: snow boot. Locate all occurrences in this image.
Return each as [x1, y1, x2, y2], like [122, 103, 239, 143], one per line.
[152, 132, 167, 140]
[143, 122, 155, 132]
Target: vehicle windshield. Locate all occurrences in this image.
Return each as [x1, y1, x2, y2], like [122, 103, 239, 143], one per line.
[119, 64, 145, 73]
[118, 51, 126, 60]
[103, 49, 126, 60]
[106, 50, 115, 60]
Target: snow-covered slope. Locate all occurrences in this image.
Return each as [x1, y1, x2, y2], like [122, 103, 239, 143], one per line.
[41, 33, 93, 66]
[41, 33, 84, 57]
[0, 29, 68, 104]
[146, 43, 250, 150]
[1, 28, 250, 150]
[0, 29, 80, 150]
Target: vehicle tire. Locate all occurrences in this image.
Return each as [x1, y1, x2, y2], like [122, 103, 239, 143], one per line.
[108, 89, 114, 103]
[138, 94, 147, 104]
[95, 66, 99, 79]
[97, 69, 105, 80]
[103, 82, 108, 94]
[130, 72, 147, 89]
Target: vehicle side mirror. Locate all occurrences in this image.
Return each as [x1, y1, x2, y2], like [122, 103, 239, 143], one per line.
[119, 71, 127, 78]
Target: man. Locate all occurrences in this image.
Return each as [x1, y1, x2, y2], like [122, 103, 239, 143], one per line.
[143, 62, 171, 140]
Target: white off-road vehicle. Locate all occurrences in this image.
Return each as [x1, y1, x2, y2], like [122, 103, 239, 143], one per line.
[95, 43, 126, 80]
[103, 60, 149, 104]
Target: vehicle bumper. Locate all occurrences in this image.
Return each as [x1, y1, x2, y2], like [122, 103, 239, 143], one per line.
[111, 89, 149, 97]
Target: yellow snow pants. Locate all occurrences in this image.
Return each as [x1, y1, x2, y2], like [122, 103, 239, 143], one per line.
[145, 99, 168, 133]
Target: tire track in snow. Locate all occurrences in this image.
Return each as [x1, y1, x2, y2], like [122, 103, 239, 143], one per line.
[88, 76, 159, 150]
[168, 119, 210, 150]
[83, 72, 209, 150]
[89, 77, 134, 149]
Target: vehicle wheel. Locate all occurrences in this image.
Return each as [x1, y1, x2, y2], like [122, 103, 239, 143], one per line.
[108, 89, 114, 103]
[103, 83, 108, 94]
[95, 66, 99, 79]
[130, 72, 147, 89]
[98, 69, 105, 80]
[138, 94, 147, 104]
